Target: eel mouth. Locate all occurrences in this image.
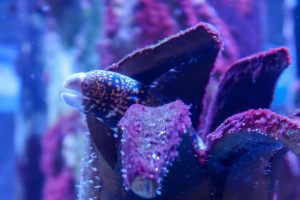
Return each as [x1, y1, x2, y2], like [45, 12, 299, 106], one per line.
[61, 73, 92, 112]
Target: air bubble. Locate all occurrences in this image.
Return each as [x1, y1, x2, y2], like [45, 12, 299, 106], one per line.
[113, 133, 118, 139]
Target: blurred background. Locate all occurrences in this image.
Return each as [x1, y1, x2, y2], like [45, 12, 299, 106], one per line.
[0, 0, 300, 199]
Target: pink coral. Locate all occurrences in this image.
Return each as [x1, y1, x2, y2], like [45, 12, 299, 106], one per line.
[199, 47, 291, 138]
[99, 0, 239, 72]
[41, 112, 85, 199]
[43, 168, 75, 200]
[207, 109, 300, 146]
[118, 100, 191, 192]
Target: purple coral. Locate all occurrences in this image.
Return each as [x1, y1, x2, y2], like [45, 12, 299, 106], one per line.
[199, 47, 291, 138]
[133, 0, 178, 48]
[41, 112, 85, 200]
[43, 169, 75, 200]
[206, 109, 300, 153]
[99, 0, 238, 70]
[118, 100, 191, 198]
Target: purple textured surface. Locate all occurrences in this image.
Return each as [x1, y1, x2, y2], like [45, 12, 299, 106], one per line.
[199, 47, 290, 139]
[205, 109, 300, 155]
[133, 0, 178, 48]
[117, 100, 191, 190]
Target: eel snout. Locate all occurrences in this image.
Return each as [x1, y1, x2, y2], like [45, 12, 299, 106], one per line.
[61, 73, 90, 112]
[63, 72, 86, 92]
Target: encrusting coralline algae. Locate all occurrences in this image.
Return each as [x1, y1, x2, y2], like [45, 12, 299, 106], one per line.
[118, 100, 191, 198]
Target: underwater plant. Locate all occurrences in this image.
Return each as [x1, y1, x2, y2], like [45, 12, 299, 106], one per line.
[61, 21, 300, 199]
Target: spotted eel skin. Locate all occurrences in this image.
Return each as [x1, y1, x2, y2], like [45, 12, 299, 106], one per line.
[81, 70, 159, 128]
